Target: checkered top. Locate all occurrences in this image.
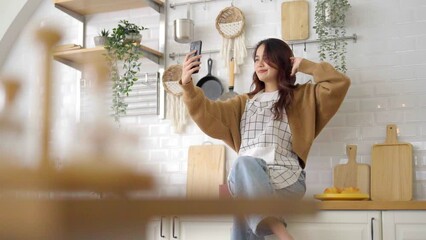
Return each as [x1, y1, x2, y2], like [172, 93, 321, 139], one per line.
[239, 92, 302, 189]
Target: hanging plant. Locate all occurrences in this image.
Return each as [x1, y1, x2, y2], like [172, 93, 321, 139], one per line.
[104, 20, 148, 122]
[314, 0, 351, 73]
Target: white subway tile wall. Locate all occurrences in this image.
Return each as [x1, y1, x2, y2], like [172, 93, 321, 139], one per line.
[2, 0, 426, 200]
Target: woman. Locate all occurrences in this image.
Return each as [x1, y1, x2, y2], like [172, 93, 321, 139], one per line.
[180, 38, 350, 240]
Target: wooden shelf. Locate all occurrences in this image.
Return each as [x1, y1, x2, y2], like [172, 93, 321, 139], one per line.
[53, 0, 165, 15]
[1, 198, 317, 239]
[0, 162, 154, 192]
[54, 46, 163, 69]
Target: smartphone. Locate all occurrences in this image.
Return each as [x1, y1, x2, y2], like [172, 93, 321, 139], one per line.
[189, 40, 202, 74]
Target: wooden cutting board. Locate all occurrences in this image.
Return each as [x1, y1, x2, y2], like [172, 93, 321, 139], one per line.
[281, 0, 309, 41]
[186, 144, 226, 199]
[334, 145, 370, 196]
[371, 124, 413, 201]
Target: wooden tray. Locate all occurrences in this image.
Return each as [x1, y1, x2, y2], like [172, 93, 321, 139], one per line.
[371, 124, 413, 201]
[334, 145, 370, 196]
[186, 144, 226, 199]
[314, 193, 370, 201]
[281, 1, 309, 41]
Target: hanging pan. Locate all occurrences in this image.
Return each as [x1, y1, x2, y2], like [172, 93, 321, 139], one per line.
[196, 58, 223, 100]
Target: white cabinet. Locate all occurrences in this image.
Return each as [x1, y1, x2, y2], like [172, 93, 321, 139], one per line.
[176, 216, 233, 240]
[145, 216, 233, 240]
[146, 211, 426, 240]
[145, 217, 171, 240]
[146, 212, 382, 240]
[285, 211, 382, 240]
[382, 211, 426, 240]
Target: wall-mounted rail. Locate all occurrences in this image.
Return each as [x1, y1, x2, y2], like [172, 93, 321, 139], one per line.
[169, 34, 358, 60]
[170, 0, 230, 9]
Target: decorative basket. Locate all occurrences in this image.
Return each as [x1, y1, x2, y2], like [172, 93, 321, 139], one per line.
[215, 6, 245, 39]
[162, 64, 183, 96]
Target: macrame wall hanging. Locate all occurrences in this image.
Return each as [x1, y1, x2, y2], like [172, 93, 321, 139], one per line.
[215, 5, 247, 74]
[162, 65, 187, 133]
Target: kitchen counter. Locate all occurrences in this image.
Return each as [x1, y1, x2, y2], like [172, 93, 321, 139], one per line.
[318, 200, 426, 210]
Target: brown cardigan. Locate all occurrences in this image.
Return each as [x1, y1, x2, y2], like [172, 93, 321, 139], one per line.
[181, 59, 350, 168]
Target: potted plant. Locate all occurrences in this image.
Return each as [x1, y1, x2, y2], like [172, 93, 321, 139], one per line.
[117, 20, 148, 45]
[94, 29, 109, 46]
[314, 0, 351, 73]
[104, 20, 148, 122]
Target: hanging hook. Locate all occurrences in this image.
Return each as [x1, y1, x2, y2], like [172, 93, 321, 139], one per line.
[291, 44, 294, 51]
[186, 3, 190, 19]
[304, 42, 307, 52]
[176, 45, 184, 64]
[145, 73, 149, 84]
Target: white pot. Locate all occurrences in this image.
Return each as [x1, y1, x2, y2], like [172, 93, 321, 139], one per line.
[124, 33, 142, 44]
[94, 36, 108, 46]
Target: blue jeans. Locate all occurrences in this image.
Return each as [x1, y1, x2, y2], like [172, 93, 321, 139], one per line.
[227, 156, 306, 240]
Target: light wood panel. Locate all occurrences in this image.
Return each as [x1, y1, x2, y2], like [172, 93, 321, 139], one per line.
[0, 162, 154, 192]
[334, 145, 370, 196]
[281, 1, 309, 41]
[53, 0, 164, 15]
[0, 198, 317, 239]
[187, 144, 226, 199]
[371, 124, 413, 201]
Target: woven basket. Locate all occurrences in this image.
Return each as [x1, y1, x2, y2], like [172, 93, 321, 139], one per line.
[162, 64, 183, 96]
[215, 6, 245, 39]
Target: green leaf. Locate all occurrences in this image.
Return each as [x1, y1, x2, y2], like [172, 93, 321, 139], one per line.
[104, 19, 146, 122]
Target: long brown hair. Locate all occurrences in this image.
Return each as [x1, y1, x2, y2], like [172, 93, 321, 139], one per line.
[248, 38, 297, 120]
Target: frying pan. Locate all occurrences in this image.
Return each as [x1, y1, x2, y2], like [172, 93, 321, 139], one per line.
[196, 58, 223, 100]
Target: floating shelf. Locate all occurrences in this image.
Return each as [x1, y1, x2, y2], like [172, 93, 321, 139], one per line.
[54, 46, 163, 69]
[53, 0, 165, 15]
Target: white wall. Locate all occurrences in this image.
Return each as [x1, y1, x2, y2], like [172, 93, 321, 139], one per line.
[0, 0, 43, 68]
[1, 0, 426, 200]
[0, 0, 27, 38]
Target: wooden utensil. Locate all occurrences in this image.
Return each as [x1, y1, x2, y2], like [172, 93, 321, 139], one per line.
[36, 28, 61, 169]
[0, 78, 23, 133]
[186, 144, 226, 199]
[281, 0, 309, 41]
[0, 78, 21, 109]
[371, 124, 413, 201]
[334, 145, 370, 196]
[219, 58, 237, 100]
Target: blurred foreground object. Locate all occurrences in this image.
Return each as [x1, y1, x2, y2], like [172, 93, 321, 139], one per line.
[0, 27, 317, 240]
[0, 27, 154, 192]
[0, 197, 317, 240]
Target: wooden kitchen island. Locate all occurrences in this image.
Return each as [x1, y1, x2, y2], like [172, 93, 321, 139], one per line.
[0, 196, 318, 240]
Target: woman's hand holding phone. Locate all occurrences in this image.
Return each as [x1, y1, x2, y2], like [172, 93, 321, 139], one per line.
[181, 50, 201, 85]
[182, 40, 202, 84]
